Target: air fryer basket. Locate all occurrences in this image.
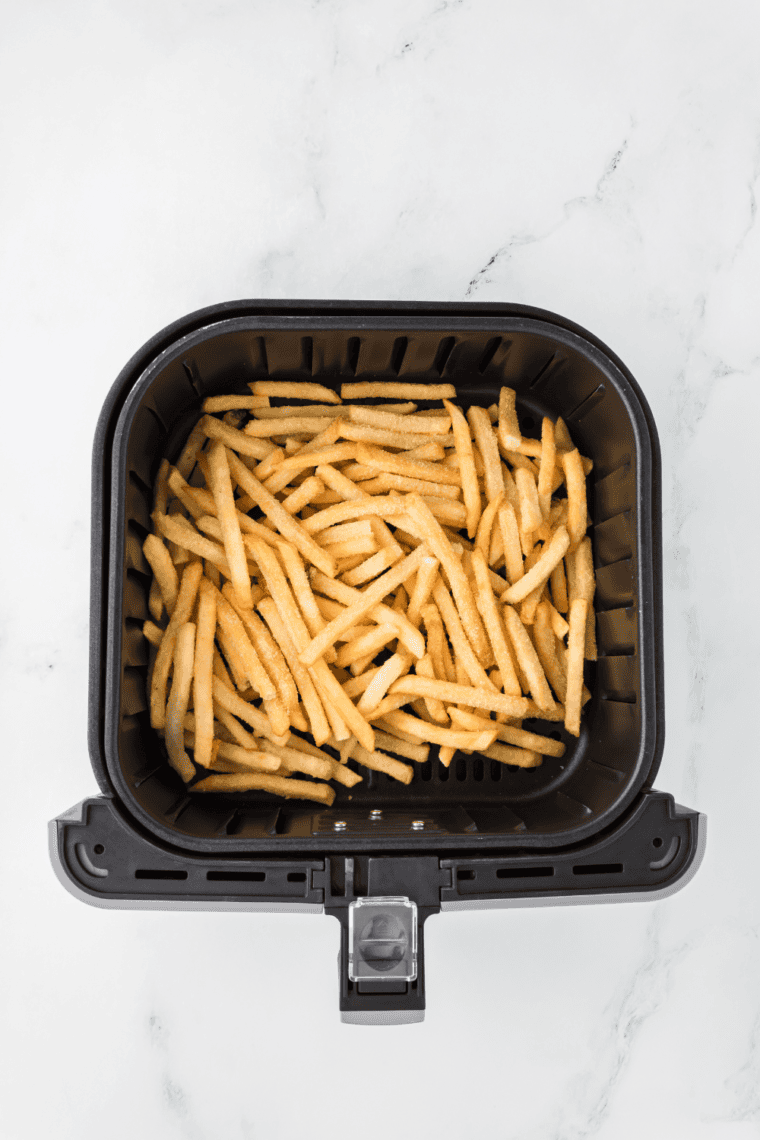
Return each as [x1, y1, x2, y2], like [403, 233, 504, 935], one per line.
[52, 301, 702, 1024]
[105, 305, 660, 852]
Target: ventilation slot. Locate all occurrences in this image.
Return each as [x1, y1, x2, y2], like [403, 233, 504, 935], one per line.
[434, 336, 456, 375]
[206, 870, 266, 882]
[143, 404, 166, 433]
[567, 384, 606, 422]
[478, 337, 502, 373]
[391, 337, 408, 374]
[496, 866, 554, 879]
[287, 872, 307, 883]
[572, 863, 623, 875]
[259, 337, 269, 374]
[457, 869, 476, 881]
[182, 360, 203, 397]
[135, 869, 188, 880]
[529, 351, 564, 389]
[347, 337, 361, 374]
[128, 469, 154, 500]
[301, 337, 313, 374]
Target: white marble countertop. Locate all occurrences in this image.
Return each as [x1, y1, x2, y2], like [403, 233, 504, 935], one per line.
[3, 2, 759, 1137]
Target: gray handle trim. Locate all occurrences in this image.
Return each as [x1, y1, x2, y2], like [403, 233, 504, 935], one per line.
[48, 818, 323, 914]
[341, 1010, 425, 1025]
[441, 813, 706, 912]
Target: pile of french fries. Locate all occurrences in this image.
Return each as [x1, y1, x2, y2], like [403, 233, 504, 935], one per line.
[141, 379, 595, 808]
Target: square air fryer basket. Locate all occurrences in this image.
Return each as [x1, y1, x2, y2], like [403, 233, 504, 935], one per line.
[52, 300, 704, 1024]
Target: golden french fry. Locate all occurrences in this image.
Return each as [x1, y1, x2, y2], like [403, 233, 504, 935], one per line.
[354, 442, 462, 487]
[404, 495, 490, 665]
[496, 502, 524, 585]
[503, 605, 556, 713]
[215, 593, 276, 700]
[191, 771, 336, 804]
[257, 597, 332, 746]
[571, 536, 597, 660]
[373, 471, 461, 500]
[142, 619, 164, 648]
[533, 601, 567, 702]
[550, 558, 569, 614]
[211, 675, 289, 746]
[201, 415, 277, 460]
[353, 743, 414, 784]
[514, 467, 542, 542]
[347, 405, 451, 435]
[340, 382, 456, 400]
[203, 395, 275, 412]
[537, 417, 556, 521]
[222, 583, 299, 712]
[414, 654, 450, 723]
[476, 490, 504, 564]
[249, 380, 341, 403]
[562, 448, 587, 551]
[299, 545, 431, 666]
[498, 386, 521, 451]
[207, 441, 253, 610]
[191, 579, 217, 768]
[341, 547, 403, 587]
[467, 405, 503, 502]
[565, 598, 587, 737]
[443, 399, 480, 538]
[432, 578, 495, 690]
[388, 675, 528, 718]
[501, 526, 570, 605]
[164, 622, 196, 781]
[482, 742, 541, 768]
[150, 561, 203, 731]
[372, 729, 429, 763]
[380, 709, 498, 750]
[243, 416, 335, 437]
[494, 722, 565, 756]
[471, 548, 523, 697]
[227, 451, 337, 577]
[142, 534, 179, 615]
[156, 513, 232, 576]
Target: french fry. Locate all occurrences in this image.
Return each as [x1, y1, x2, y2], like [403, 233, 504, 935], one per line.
[565, 598, 588, 737]
[562, 449, 587, 552]
[201, 415, 277, 460]
[249, 380, 341, 403]
[347, 405, 451, 435]
[537, 417, 556, 520]
[495, 722, 566, 757]
[501, 526, 570, 605]
[227, 451, 337, 577]
[414, 654, 450, 723]
[405, 495, 490, 665]
[142, 619, 164, 648]
[244, 416, 335, 437]
[353, 743, 414, 784]
[299, 545, 431, 666]
[206, 441, 253, 610]
[257, 597, 332, 746]
[432, 578, 494, 690]
[354, 443, 461, 487]
[533, 601, 567, 702]
[389, 675, 528, 719]
[514, 467, 542, 544]
[471, 548, 523, 697]
[164, 622, 196, 781]
[341, 547, 403, 587]
[467, 405, 504, 502]
[476, 490, 504, 564]
[142, 534, 179, 615]
[503, 605, 557, 713]
[571, 536, 597, 660]
[381, 709, 498, 750]
[372, 471, 461, 500]
[191, 771, 336, 804]
[372, 729, 429, 763]
[550, 558, 569, 614]
[191, 579, 217, 768]
[150, 561, 203, 731]
[340, 382, 456, 400]
[222, 583, 299, 713]
[496, 502, 524, 585]
[211, 675, 289, 746]
[155, 513, 232, 576]
[444, 399, 480, 538]
[498, 386, 521, 451]
[482, 742, 541, 768]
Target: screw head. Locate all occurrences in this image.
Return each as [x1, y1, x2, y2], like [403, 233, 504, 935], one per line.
[334, 820, 347, 831]
[370, 809, 382, 820]
[411, 820, 425, 830]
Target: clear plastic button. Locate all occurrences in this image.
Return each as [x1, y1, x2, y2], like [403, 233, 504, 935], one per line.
[347, 896, 418, 982]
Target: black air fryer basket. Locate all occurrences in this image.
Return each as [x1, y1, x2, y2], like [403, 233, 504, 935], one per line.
[51, 300, 704, 1024]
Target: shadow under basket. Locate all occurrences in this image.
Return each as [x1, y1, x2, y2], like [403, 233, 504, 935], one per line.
[52, 299, 704, 1024]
